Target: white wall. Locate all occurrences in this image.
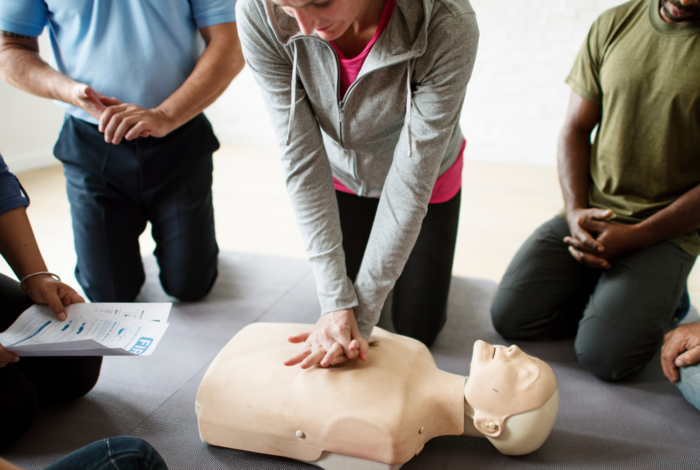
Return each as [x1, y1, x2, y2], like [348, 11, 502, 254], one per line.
[1, 1, 625, 173]
[0, 35, 64, 173]
[207, 0, 625, 167]
[461, 0, 624, 166]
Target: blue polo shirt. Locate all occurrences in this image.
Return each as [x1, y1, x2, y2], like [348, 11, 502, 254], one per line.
[0, 0, 237, 124]
[0, 154, 29, 216]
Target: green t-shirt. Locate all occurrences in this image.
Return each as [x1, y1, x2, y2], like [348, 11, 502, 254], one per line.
[564, 0, 700, 256]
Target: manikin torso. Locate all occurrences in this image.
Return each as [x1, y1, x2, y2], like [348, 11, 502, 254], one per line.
[196, 323, 558, 469]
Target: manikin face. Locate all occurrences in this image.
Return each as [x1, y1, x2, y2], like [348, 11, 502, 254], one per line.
[272, 0, 369, 41]
[660, 0, 700, 23]
[464, 340, 557, 437]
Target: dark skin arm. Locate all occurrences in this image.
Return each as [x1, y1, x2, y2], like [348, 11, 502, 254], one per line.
[559, 91, 700, 267]
[0, 457, 22, 470]
[0, 207, 84, 367]
[558, 92, 612, 268]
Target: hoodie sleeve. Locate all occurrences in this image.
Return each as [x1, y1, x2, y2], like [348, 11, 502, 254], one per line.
[236, 0, 359, 315]
[353, 11, 479, 338]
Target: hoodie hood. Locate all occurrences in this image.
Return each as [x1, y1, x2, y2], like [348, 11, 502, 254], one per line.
[262, 0, 432, 61]
[266, 0, 433, 153]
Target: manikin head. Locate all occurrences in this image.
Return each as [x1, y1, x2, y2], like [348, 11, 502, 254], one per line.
[464, 340, 559, 455]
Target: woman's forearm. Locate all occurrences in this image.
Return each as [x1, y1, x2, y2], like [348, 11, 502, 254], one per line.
[0, 207, 48, 280]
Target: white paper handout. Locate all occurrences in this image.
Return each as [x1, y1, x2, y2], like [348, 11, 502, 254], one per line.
[0, 303, 172, 357]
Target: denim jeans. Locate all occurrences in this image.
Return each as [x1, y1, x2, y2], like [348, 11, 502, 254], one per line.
[44, 437, 167, 470]
[677, 363, 700, 412]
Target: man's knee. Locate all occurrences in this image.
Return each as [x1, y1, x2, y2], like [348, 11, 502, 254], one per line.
[77, 265, 144, 303]
[490, 287, 532, 339]
[160, 264, 218, 302]
[575, 316, 658, 382]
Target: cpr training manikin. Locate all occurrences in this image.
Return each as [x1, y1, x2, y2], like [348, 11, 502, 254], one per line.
[195, 323, 559, 469]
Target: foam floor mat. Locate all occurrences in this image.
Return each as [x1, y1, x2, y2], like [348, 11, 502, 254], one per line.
[3, 252, 699, 469]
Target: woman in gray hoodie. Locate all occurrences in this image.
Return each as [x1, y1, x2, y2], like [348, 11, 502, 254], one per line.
[236, 0, 479, 368]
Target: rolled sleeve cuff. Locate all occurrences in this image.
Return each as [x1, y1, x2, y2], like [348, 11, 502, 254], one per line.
[195, 11, 237, 29]
[0, 18, 44, 37]
[565, 77, 602, 105]
[310, 255, 359, 316]
[0, 195, 29, 214]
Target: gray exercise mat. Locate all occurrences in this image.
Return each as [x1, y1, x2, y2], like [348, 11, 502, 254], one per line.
[2, 252, 699, 469]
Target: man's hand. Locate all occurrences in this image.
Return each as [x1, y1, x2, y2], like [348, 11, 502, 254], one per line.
[22, 275, 85, 321]
[69, 83, 121, 122]
[564, 208, 613, 269]
[662, 322, 700, 383]
[98, 102, 172, 145]
[0, 344, 19, 368]
[284, 308, 369, 369]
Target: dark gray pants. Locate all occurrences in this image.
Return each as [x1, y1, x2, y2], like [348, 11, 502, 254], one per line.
[491, 217, 696, 381]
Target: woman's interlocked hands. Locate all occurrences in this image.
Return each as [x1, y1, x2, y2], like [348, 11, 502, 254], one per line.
[284, 308, 369, 369]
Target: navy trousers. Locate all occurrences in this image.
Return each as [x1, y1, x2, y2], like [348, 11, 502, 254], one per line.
[54, 115, 220, 302]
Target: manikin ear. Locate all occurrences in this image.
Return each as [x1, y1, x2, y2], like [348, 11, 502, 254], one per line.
[473, 415, 504, 438]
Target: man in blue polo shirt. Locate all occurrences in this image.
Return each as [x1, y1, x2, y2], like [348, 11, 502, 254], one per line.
[0, 1, 243, 302]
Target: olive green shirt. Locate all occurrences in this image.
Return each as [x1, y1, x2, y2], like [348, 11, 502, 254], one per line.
[563, 0, 700, 256]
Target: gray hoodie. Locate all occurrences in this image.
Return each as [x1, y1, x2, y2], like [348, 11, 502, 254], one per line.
[236, 0, 479, 338]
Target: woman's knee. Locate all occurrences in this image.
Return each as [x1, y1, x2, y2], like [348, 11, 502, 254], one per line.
[20, 356, 103, 406]
[54, 356, 103, 403]
[0, 367, 38, 449]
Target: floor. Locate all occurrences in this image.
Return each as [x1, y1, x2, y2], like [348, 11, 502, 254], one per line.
[5, 252, 699, 470]
[6, 144, 700, 305]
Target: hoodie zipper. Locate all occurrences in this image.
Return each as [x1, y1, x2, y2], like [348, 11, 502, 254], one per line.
[338, 100, 345, 144]
[290, 36, 414, 149]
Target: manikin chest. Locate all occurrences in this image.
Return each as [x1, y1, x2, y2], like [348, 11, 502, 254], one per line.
[195, 323, 464, 469]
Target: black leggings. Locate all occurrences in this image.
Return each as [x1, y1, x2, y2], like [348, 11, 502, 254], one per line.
[336, 190, 461, 347]
[0, 274, 103, 450]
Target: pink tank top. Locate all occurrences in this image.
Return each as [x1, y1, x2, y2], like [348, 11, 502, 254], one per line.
[331, 0, 463, 204]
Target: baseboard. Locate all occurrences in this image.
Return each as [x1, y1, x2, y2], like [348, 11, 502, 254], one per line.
[4, 150, 59, 174]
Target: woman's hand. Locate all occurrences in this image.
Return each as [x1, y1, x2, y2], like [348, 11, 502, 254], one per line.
[22, 275, 85, 321]
[0, 344, 19, 368]
[284, 308, 369, 369]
